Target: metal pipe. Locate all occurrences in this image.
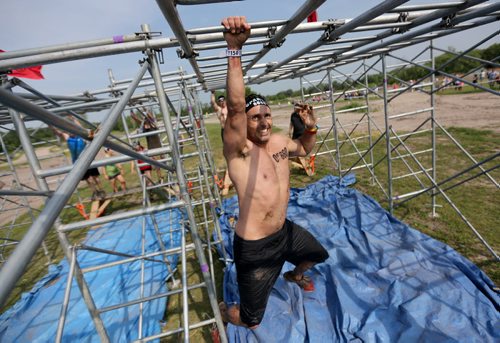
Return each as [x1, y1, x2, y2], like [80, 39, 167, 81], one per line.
[382, 55, 394, 212]
[327, 70, 342, 175]
[0, 34, 143, 61]
[38, 147, 170, 178]
[244, 0, 326, 72]
[146, 37, 227, 342]
[0, 38, 174, 72]
[0, 60, 149, 309]
[8, 99, 111, 341]
[390, 128, 499, 260]
[283, 1, 491, 80]
[0, 190, 52, 196]
[430, 40, 437, 217]
[55, 246, 77, 343]
[252, 0, 409, 83]
[0, 88, 175, 172]
[155, 1, 205, 84]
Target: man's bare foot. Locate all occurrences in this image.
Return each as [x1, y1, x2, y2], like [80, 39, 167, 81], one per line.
[218, 302, 259, 329]
[283, 271, 315, 292]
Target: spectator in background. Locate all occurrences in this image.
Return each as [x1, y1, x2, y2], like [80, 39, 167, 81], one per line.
[131, 142, 153, 186]
[51, 116, 104, 199]
[131, 107, 163, 180]
[487, 69, 496, 89]
[103, 148, 126, 193]
[289, 103, 314, 176]
[210, 90, 233, 196]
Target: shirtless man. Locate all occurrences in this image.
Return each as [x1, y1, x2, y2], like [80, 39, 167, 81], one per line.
[211, 91, 232, 195]
[219, 16, 329, 329]
[210, 91, 228, 139]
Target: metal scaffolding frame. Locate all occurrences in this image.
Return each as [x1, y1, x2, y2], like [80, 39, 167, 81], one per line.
[0, 0, 498, 341]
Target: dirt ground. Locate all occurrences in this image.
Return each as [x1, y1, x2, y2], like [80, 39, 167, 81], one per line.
[1, 91, 499, 227]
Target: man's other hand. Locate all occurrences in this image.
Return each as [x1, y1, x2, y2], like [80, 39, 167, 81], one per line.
[298, 104, 317, 129]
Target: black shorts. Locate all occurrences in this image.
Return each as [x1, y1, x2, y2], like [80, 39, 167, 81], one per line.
[233, 219, 328, 327]
[108, 173, 120, 180]
[82, 168, 100, 181]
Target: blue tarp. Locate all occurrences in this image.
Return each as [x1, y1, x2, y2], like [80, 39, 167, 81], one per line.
[217, 175, 499, 342]
[0, 209, 183, 342]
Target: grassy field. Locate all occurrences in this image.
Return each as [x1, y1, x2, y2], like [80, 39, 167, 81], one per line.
[1, 121, 498, 340]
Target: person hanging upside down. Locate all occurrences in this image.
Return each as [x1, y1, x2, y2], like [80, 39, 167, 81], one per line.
[218, 16, 329, 329]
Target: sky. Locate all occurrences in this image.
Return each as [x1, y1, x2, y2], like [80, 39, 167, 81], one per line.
[1, 0, 499, 119]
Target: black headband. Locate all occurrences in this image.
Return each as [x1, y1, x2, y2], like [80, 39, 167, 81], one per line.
[245, 96, 269, 113]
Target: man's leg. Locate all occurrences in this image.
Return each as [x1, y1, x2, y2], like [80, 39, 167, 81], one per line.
[92, 175, 104, 192]
[111, 178, 118, 192]
[219, 302, 259, 329]
[117, 174, 127, 191]
[85, 179, 98, 194]
[221, 169, 232, 196]
[283, 220, 329, 291]
[223, 233, 286, 328]
[298, 157, 313, 176]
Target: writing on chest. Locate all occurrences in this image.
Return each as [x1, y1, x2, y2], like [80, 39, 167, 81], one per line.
[272, 147, 288, 163]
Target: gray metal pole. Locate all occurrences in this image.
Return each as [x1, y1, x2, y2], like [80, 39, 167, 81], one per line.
[251, 0, 409, 83]
[154, 0, 205, 85]
[0, 37, 175, 72]
[146, 39, 227, 342]
[8, 107, 110, 341]
[55, 246, 77, 343]
[0, 34, 142, 61]
[0, 60, 149, 309]
[382, 54, 393, 213]
[363, 60, 375, 185]
[0, 87, 174, 172]
[243, 0, 326, 72]
[327, 69, 342, 175]
[430, 40, 437, 218]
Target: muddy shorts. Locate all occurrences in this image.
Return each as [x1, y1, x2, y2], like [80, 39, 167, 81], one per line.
[233, 219, 328, 327]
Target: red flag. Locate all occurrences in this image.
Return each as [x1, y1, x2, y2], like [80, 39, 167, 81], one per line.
[307, 11, 318, 23]
[0, 49, 44, 80]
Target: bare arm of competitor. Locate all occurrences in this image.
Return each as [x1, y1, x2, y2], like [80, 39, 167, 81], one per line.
[288, 104, 317, 157]
[210, 91, 221, 122]
[221, 16, 251, 160]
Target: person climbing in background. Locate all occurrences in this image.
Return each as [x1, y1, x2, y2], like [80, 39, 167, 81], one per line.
[210, 90, 233, 196]
[51, 115, 105, 199]
[218, 16, 329, 329]
[130, 142, 153, 186]
[131, 107, 163, 180]
[103, 148, 126, 193]
[289, 102, 314, 176]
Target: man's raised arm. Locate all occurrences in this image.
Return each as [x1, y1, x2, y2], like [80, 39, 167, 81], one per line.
[289, 104, 318, 157]
[221, 16, 251, 158]
[210, 91, 220, 112]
